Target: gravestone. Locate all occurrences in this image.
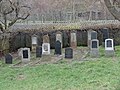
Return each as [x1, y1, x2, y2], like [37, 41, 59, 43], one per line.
[31, 34, 38, 52]
[55, 40, 61, 55]
[56, 31, 62, 47]
[42, 43, 50, 55]
[101, 28, 109, 46]
[43, 34, 49, 43]
[18, 48, 23, 59]
[5, 53, 12, 64]
[65, 47, 73, 59]
[91, 31, 97, 40]
[87, 30, 97, 48]
[22, 48, 30, 63]
[105, 39, 114, 57]
[90, 39, 99, 57]
[70, 31, 77, 49]
[36, 46, 42, 57]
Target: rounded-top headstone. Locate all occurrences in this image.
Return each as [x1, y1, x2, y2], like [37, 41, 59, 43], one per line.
[5, 53, 12, 64]
[43, 34, 50, 43]
[32, 34, 38, 45]
[55, 40, 62, 55]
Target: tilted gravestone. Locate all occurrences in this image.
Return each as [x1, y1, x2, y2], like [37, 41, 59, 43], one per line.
[70, 30, 77, 49]
[90, 39, 99, 57]
[5, 53, 12, 64]
[22, 48, 30, 63]
[18, 48, 23, 59]
[31, 34, 38, 52]
[55, 40, 62, 55]
[36, 46, 42, 57]
[56, 31, 62, 48]
[105, 39, 114, 57]
[65, 47, 73, 59]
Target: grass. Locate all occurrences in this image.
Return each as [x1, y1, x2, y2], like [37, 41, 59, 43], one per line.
[0, 46, 120, 90]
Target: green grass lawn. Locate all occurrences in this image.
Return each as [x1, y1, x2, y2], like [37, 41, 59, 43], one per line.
[0, 46, 120, 90]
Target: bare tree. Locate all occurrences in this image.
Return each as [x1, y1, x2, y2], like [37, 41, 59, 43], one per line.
[104, 0, 120, 21]
[0, 0, 30, 32]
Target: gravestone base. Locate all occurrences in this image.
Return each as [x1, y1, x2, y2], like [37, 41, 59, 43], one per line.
[41, 55, 52, 62]
[22, 59, 30, 64]
[105, 50, 115, 57]
[90, 50, 99, 57]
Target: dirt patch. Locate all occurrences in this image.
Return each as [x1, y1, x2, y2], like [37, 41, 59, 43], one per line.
[17, 74, 26, 80]
[11, 47, 89, 67]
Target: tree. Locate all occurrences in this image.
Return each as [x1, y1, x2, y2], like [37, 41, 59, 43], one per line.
[104, 0, 120, 21]
[0, 0, 30, 32]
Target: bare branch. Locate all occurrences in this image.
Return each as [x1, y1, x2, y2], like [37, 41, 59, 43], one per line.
[0, 19, 4, 24]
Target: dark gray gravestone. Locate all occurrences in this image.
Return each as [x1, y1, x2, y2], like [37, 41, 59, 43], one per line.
[107, 40, 112, 47]
[36, 46, 42, 57]
[5, 53, 12, 64]
[92, 41, 97, 48]
[55, 40, 61, 55]
[90, 39, 99, 57]
[101, 28, 109, 42]
[65, 47, 73, 59]
[23, 50, 28, 58]
[91, 31, 97, 40]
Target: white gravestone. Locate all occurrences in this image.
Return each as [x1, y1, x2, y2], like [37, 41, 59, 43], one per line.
[42, 43, 50, 55]
[21, 48, 30, 63]
[18, 48, 23, 59]
[105, 39, 114, 56]
[32, 36, 37, 45]
[90, 39, 99, 57]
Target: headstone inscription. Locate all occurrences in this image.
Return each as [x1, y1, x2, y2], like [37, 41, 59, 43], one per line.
[65, 47, 73, 59]
[105, 39, 114, 56]
[90, 39, 99, 57]
[70, 31, 77, 49]
[31, 34, 38, 52]
[5, 53, 12, 64]
[55, 40, 61, 55]
[36, 46, 42, 57]
[22, 48, 30, 63]
[42, 43, 50, 55]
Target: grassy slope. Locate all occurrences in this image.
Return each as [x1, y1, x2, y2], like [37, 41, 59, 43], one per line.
[0, 46, 120, 90]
